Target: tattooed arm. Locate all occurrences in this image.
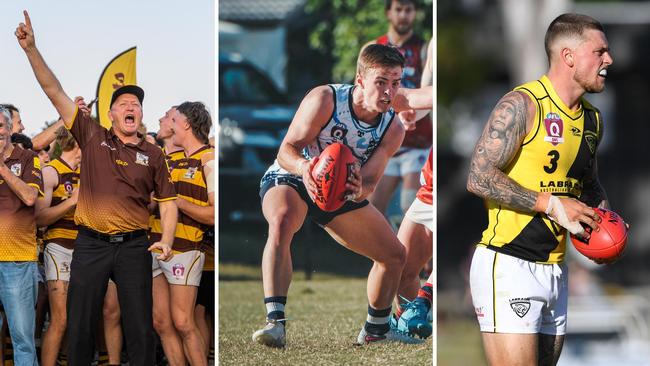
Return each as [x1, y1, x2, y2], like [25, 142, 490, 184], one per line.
[467, 91, 600, 235]
[466, 91, 538, 211]
[579, 158, 609, 209]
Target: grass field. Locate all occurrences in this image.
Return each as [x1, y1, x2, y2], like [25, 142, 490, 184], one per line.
[437, 316, 485, 366]
[219, 264, 433, 366]
[437, 290, 487, 366]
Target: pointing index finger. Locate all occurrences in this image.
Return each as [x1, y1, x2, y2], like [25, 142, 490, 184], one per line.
[23, 10, 31, 28]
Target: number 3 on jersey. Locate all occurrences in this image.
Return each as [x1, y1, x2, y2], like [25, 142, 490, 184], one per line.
[544, 150, 559, 174]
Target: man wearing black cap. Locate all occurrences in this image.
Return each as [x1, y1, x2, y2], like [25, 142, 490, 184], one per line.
[16, 10, 178, 366]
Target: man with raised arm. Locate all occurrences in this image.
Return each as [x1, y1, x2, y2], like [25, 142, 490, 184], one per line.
[16, 10, 177, 366]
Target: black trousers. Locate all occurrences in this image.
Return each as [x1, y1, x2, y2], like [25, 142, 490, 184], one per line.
[66, 229, 153, 366]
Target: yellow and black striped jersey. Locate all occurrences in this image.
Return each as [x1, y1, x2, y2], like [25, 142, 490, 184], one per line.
[43, 158, 80, 249]
[478, 75, 602, 264]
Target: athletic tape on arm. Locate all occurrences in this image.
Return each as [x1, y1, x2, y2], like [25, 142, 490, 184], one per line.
[546, 195, 584, 235]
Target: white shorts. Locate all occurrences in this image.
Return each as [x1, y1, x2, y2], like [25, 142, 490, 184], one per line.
[404, 197, 433, 232]
[469, 246, 568, 335]
[384, 148, 429, 177]
[152, 250, 205, 286]
[44, 243, 73, 282]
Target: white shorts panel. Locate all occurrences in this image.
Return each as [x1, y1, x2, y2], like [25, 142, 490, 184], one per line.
[404, 198, 433, 232]
[469, 246, 567, 335]
[152, 250, 205, 286]
[44, 243, 73, 282]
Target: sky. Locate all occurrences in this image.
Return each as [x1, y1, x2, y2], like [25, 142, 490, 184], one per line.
[0, 1, 215, 136]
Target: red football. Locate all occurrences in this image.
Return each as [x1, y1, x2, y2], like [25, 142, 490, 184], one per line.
[311, 143, 357, 212]
[570, 208, 628, 263]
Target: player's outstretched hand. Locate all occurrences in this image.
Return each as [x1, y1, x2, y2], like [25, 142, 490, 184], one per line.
[398, 109, 418, 131]
[15, 10, 35, 51]
[148, 242, 174, 262]
[74, 96, 91, 116]
[344, 162, 363, 202]
[299, 157, 319, 201]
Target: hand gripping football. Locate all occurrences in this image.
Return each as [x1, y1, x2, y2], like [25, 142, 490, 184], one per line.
[311, 143, 357, 212]
[570, 208, 628, 263]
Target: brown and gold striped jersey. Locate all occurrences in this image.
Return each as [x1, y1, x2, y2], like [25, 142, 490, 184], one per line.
[163, 148, 185, 169]
[148, 147, 185, 242]
[150, 145, 213, 252]
[42, 158, 80, 249]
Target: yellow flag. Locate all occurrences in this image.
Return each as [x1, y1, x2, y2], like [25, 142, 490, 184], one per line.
[96, 47, 137, 129]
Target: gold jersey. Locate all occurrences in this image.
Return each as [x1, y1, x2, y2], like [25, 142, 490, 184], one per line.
[478, 75, 602, 264]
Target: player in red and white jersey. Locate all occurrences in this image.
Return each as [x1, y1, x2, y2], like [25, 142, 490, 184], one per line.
[389, 62, 434, 337]
[362, 0, 432, 217]
[416, 149, 432, 207]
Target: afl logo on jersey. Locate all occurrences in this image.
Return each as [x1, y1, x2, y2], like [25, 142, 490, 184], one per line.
[543, 113, 564, 146]
[330, 125, 348, 141]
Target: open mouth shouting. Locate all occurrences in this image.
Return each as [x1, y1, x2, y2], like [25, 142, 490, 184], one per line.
[598, 68, 608, 79]
[124, 114, 136, 127]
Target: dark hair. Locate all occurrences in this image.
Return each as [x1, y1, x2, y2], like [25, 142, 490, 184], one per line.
[148, 132, 164, 148]
[0, 104, 19, 115]
[357, 44, 405, 77]
[55, 127, 77, 152]
[176, 102, 212, 145]
[385, 0, 417, 11]
[11, 133, 33, 150]
[545, 13, 605, 62]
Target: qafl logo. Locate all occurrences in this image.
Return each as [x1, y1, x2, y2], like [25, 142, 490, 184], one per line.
[63, 181, 73, 196]
[172, 263, 185, 279]
[543, 113, 564, 146]
[330, 125, 348, 141]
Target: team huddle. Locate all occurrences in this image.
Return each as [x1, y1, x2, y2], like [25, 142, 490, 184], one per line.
[1, 10, 215, 366]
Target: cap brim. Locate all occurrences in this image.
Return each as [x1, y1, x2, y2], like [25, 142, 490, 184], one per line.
[110, 85, 145, 107]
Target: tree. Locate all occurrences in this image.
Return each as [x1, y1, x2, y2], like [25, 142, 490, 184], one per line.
[306, 0, 433, 83]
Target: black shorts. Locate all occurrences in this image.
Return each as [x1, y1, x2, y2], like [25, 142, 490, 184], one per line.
[259, 174, 368, 226]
